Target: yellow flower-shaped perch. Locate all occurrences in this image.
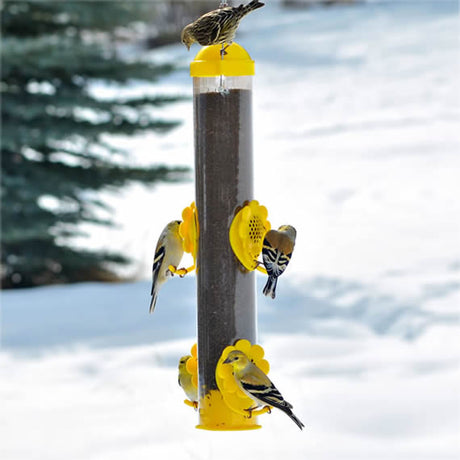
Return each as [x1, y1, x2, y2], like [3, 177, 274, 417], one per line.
[216, 339, 271, 417]
[229, 200, 270, 273]
[182, 343, 198, 408]
[169, 202, 199, 276]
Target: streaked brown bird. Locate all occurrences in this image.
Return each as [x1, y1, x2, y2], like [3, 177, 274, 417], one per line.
[181, 0, 265, 52]
[262, 225, 297, 299]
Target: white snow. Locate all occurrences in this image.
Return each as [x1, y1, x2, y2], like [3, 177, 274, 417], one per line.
[1, 281, 460, 459]
[1, 1, 459, 459]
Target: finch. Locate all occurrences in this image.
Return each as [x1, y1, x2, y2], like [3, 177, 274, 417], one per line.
[149, 220, 184, 313]
[262, 225, 297, 299]
[223, 350, 304, 430]
[181, 0, 265, 51]
[178, 355, 198, 406]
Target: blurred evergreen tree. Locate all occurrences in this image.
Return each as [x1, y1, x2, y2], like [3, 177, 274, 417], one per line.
[1, 1, 188, 288]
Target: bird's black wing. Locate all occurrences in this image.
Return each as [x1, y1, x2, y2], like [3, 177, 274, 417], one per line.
[150, 245, 165, 295]
[241, 381, 293, 410]
[262, 241, 291, 278]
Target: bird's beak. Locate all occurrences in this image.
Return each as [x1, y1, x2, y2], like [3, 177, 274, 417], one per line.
[223, 357, 231, 364]
[187, 44, 191, 51]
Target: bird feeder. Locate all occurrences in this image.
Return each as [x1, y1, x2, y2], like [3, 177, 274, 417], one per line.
[191, 43, 258, 430]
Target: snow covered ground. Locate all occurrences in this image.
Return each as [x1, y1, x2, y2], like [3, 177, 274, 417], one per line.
[1, 278, 459, 459]
[1, 1, 459, 459]
[2, 278, 459, 459]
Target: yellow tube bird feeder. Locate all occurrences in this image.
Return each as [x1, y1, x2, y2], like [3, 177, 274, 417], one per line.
[192, 43, 259, 430]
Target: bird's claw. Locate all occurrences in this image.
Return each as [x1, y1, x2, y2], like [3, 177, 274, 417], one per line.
[244, 405, 272, 418]
[220, 44, 230, 59]
[168, 265, 189, 277]
[167, 265, 177, 276]
[184, 399, 199, 410]
[176, 267, 189, 278]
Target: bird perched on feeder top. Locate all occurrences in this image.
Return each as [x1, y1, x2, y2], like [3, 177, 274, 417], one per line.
[181, 0, 265, 53]
[178, 355, 198, 407]
[149, 220, 184, 313]
[223, 350, 304, 430]
[262, 225, 297, 299]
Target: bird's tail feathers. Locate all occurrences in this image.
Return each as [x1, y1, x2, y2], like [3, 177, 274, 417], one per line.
[240, 0, 265, 16]
[269, 398, 305, 431]
[263, 276, 278, 299]
[149, 288, 158, 314]
[285, 408, 305, 431]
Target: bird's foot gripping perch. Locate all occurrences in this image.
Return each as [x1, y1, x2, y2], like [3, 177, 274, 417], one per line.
[184, 399, 199, 410]
[168, 264, 193, 278]
[244, 405, 272, 419]
[220, 43, 230, 58]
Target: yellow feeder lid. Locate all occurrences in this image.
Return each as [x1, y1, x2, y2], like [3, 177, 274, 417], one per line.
[190, 42, 255, 77]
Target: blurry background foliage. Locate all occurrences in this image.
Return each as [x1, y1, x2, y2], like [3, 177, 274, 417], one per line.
[0, 1, 213, 289]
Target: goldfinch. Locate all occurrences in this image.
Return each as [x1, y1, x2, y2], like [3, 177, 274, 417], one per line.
[149, 220, 184, 313]
[181, 0, 264, 51]
[262, 225, 297, 299]
[223, 350, 304, 430]
[178, 355, 198, 406]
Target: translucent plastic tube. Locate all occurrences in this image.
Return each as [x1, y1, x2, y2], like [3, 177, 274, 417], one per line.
[191, 44, 258, 430]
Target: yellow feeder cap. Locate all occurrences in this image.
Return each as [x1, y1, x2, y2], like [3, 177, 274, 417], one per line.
[190, 42, 255, 77]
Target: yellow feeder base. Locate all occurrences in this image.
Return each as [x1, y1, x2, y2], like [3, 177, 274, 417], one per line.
[197, 389, 261, 431]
